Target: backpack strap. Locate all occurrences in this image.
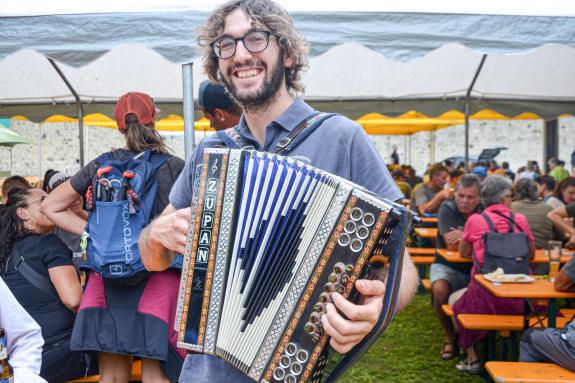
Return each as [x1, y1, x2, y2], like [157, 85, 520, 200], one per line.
[8, 246, 60, 301]
[491, 210, 524, 233]
[480, 212, 497, 233]
[271, 112, 337, 155]
[140, 150, 170, 198]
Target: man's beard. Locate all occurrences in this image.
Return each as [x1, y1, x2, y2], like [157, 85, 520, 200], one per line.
[222, 52, 285, 114]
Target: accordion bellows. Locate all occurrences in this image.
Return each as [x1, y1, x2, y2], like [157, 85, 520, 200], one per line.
[176, 149, 413, 383]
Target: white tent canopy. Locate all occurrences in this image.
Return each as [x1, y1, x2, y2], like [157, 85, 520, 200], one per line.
[1, 42, 574, 121]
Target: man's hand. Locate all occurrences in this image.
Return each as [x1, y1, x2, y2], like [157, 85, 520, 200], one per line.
[150, 207, 191, 254]
[566, 236, 575, 250]
[445, 228, 463, 246]
[139, 206, 191, 271]
[321, 279, 385, 353]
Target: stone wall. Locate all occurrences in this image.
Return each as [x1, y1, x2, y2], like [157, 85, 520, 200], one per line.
[1, 116, 573, 178]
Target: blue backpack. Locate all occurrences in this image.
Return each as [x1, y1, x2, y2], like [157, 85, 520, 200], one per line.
[83, 149, 169, 284]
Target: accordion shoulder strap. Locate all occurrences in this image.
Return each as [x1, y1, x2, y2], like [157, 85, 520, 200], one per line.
[271, 112, 337, 155]
[216, 112, 337, 154]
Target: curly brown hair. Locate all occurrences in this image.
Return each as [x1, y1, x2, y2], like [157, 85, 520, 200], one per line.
[197, 0, 308, 96]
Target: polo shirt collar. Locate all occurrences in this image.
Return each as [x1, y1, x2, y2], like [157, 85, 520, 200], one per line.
[235, 98, 315, 138]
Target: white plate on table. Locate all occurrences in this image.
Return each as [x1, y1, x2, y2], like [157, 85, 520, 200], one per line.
[484, 274, 535, 283]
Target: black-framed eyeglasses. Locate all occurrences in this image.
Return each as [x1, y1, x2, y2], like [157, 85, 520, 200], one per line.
[211, 30, 275, 59]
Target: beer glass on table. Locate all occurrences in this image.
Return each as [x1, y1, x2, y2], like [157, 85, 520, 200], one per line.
[548, 240, 562, 282]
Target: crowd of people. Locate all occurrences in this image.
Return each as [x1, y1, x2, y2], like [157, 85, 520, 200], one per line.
[0, 1, 421, 382]
[391, 155, 575, 375]
[1, 0, 573, 381]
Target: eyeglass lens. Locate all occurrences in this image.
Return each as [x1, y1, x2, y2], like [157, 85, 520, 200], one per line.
[214, 31, 270, 59]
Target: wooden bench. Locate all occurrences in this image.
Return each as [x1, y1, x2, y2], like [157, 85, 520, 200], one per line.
[410, 256, 434, 264]
[457, 314, 570, 332]
[422, 279, 431, 291]
[485, 361, 575, 383]
[442, 304, 453, 317]
[407, 247, 436, 256]
[66, 360, 142, 382]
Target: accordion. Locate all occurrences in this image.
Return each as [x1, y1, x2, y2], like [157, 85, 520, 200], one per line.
[176, 148, 415, 382]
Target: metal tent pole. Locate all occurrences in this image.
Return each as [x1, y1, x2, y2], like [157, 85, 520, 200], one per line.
[182, 63, 195, 158]
[47, 57, 85, 168]
[464, 54, 487, 172]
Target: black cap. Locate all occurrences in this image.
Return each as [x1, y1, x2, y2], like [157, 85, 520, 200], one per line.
[198, 80, 236, 112]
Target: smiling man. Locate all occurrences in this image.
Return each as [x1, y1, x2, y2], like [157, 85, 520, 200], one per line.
[138, 0, 418, 381]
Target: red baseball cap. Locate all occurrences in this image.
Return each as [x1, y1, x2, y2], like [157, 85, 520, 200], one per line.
[114, 92, 156, 130]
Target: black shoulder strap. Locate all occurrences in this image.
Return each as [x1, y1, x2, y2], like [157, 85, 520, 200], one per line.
[271, 112, 337, 155]
[216, 112, 337, 155]
[9, 246, 60, 301]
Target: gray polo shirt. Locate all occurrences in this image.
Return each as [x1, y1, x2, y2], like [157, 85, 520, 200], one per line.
[169, 98, 402, 209]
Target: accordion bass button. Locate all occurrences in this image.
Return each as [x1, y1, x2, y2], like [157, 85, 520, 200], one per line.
[336, 284, 345, 294]
[313, 302, 325, 313]
[327, 272, 340, 283]
[272, 367, 286, 381]
[309, 312, 321, 324]
[296, 349, 309, 363]
[285, 342, 298, 356]
[318, 293, 330, 303]
[324, 283, 336, 293]
[344, 220, 356, 234]
[350, 207, 363, 221]
[290, 362, 303, 376]
[280, 355, 291, 369]
[304, 322, 316, 334]
[345, 264, 355, 273]
[285, 374, 297, 383]
[340, 274, 350, 285]
[333, 262, 346, 274]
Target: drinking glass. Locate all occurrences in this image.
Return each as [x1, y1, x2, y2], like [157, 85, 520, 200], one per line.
[548, 240, 562, 281]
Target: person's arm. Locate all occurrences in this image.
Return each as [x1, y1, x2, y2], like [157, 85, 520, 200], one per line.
[48, 265, 82, 312]
[41, 180, 86, 236]
[547, 207, 575, 238]
[0, 278, 46, 383]
[419, 189, 451, 215]
[555, 269, 575, 292]
[139, 204, 191, 271]
[321, 249, 418, 353]
[459, 238, 473, 259]
[444, 229, 463, 251]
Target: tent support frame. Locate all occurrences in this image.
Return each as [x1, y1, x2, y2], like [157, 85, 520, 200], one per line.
[47, 57, 85, 168]
[464, 54, 487, 172]
[182, 63, 195, 157]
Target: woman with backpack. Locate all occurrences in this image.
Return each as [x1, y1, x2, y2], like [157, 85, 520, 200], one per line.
[450, 175, 536, 374]
[0, 187, 96, 381]
[42, 92, 185, 383]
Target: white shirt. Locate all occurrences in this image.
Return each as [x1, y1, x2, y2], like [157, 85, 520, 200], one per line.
[0, 277, 46, 383]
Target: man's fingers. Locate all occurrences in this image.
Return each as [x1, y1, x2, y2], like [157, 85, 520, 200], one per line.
[321, 304, 369, 345]
[330, 292, 379, 322]
[355, 279, 386, 297]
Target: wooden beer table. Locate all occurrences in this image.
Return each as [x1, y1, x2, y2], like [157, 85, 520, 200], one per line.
[437, 249, 573, 264]
[413, 227, 438, 239]
[474, 274, 575, 328]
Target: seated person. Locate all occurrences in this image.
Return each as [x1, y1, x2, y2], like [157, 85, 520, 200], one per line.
[451, 175, 535, 374]
[42, 170, 86, 269]
[535, 175, 556, 203]
[520, 257, 575, 371]
[1, 175, 31, 203]
[0, 188, 96, 382]
[391, 169, 412, 198]
[547, 177, 575, 209]
[0, 277, 46, 383]
[511, 179, 554, 250]
[547, 202, 575, 249]
[431, 175, 481, 360]
[410, 164, 451, 216]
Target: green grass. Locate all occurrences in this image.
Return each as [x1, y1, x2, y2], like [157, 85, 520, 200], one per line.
[331, 294, 484, 383]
